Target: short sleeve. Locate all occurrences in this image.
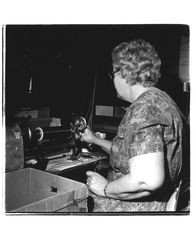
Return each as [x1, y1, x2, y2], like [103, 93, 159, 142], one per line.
[128, 124, 164, 158]
[126, 102, 167, 158]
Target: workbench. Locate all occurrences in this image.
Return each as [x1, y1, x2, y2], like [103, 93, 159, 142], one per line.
[45, 152, 108, 183]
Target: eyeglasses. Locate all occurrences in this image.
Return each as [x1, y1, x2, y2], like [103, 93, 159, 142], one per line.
[108, 69, 120, 80]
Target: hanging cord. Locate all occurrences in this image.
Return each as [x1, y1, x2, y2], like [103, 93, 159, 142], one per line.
[85, 66, 98, 128]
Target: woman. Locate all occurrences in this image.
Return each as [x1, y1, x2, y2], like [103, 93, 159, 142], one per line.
[81, 39, 186, 212]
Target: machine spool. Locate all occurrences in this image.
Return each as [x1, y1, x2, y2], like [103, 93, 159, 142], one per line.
[34, 126, 74, 142]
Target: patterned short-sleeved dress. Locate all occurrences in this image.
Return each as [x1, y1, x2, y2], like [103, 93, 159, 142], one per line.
[91, 87, 185, 212]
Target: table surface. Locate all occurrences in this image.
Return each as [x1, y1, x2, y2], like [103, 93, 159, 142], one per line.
[46, 153, 107, 174]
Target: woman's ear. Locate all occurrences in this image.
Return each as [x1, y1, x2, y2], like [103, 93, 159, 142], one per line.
[124, 77, 129, 84]
[124, 75, 130, 85]
[123, 69, 130, 84]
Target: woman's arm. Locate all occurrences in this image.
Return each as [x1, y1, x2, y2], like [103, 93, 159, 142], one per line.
[81, 128, 112, 154]
[93, 137, 112, 154]
[87, 152, 165, 200]
[105, 152, 165, 200]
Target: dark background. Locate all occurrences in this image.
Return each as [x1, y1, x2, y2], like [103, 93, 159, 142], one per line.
[5, 24, 189, 122]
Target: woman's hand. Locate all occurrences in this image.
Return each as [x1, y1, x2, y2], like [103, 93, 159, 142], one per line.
[81, 127, 96, 144]
[86, 171, 108, 197]
[81, 127, 112, 154]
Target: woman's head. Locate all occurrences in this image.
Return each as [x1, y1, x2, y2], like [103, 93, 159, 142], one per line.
[111, 39, 161, 87]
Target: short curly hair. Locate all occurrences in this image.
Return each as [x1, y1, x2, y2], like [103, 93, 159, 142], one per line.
[111, 39, 161, 87]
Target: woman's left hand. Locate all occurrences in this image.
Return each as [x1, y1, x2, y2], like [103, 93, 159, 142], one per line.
[86, 171, 108, 197]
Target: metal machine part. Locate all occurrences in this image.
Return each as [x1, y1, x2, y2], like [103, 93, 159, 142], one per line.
[34, 126, 74, 143]
[34, 116, 87, 143]
[70, 115, 87, 137]
[5, 116, 89, 171]
[6, 124, 24, 172]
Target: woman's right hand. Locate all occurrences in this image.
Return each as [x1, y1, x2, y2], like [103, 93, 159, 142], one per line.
[80, 127, 96, 144]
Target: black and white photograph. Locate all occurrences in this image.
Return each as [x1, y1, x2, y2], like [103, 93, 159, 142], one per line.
[0, 1, 194, 250]
[3, 24, 190, 214]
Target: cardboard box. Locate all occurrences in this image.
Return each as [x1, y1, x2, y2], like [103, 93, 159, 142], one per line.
[5, 168, 88, 213]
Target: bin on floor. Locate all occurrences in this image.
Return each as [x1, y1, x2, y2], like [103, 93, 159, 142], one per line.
[5, 168, 88, 213]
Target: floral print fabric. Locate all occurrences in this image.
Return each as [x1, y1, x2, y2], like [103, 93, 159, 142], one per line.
[92, 88, 184, 212]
